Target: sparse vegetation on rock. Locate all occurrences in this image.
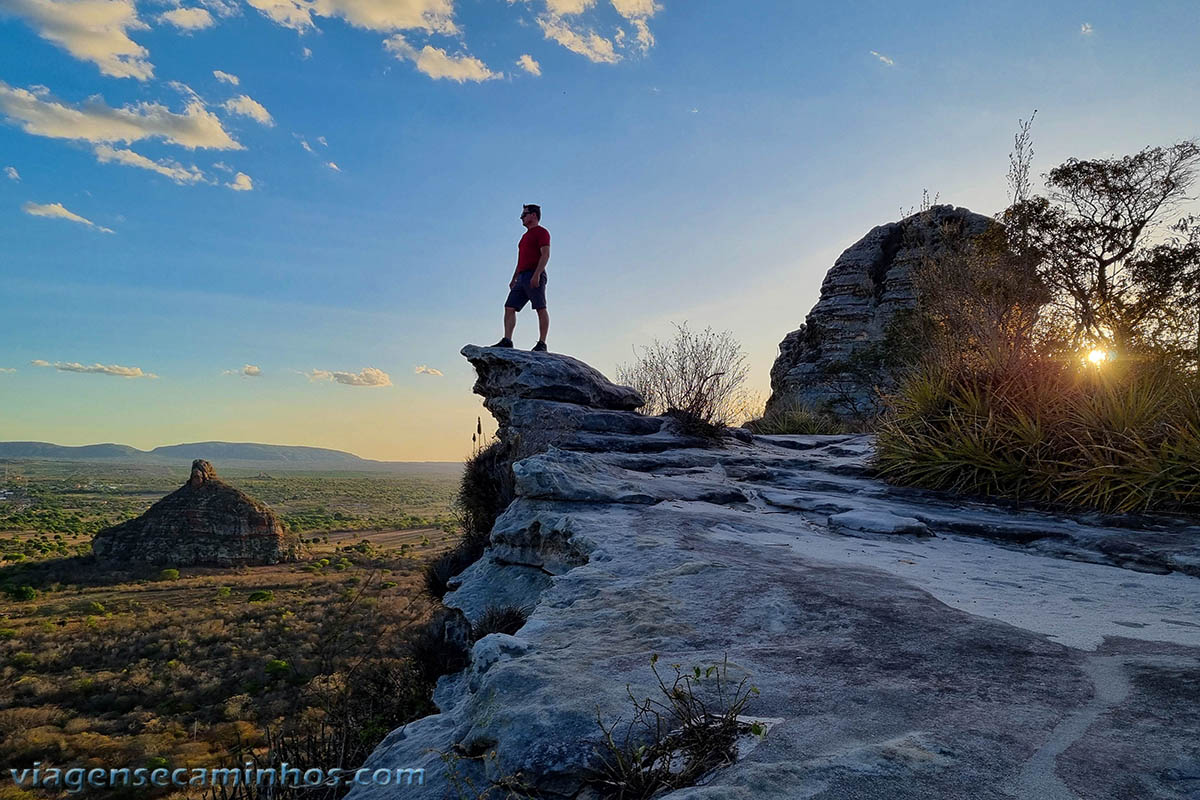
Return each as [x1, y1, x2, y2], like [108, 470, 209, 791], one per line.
[617, 322, 752, 427]
[878, 130, 1200, 515]
[591, 654, 763, 799]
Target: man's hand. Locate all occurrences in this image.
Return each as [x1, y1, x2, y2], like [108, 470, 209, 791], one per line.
[531, 272, 543, 288]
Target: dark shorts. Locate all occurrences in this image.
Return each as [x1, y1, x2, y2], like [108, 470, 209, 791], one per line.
[505, 270, 548, 311]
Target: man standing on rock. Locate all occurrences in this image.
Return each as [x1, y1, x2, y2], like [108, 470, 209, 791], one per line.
[493, 204, 550, 352]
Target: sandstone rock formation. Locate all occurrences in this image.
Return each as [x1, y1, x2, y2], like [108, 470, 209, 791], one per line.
[767, 205, 995, 420]
[349, 347, 1200, 800]
[92, 459, 296, 566]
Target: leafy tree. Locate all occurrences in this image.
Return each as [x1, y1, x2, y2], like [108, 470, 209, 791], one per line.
[1009, 140, 1200, 358]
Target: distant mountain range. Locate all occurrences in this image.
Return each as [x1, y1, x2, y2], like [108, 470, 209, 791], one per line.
[0, 441, 460, 474]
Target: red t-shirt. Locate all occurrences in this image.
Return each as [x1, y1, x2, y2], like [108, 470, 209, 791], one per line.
[516, 225, 550, 272]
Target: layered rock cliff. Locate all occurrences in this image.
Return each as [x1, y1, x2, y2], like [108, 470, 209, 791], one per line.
[92, 459, 296, 566]
[767, 205, 995, 420]
[351, 347, 1200, 800]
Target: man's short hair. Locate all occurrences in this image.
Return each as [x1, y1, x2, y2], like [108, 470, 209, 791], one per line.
[523, 204, 541, 221]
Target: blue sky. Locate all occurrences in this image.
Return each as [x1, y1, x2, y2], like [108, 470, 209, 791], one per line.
[1, 0, 1198, 460]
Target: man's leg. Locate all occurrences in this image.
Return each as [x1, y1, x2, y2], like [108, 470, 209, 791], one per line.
[536, 308, 549, 343]
[504, 307, 517, 339]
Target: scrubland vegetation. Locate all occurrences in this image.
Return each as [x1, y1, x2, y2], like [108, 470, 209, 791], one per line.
[0, 463, 457, 551]
[0, 464, 462, 800]
[877, 123, 1200, 515]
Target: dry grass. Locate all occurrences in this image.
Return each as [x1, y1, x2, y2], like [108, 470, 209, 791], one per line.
[875, 352, 1200, 514]
[0, 530, 454, 800]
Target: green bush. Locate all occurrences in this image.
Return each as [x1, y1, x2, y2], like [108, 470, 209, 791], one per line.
[10, 651, 36, 669]
[158, 568, 180, 581]
[216, 586, 232, 597]
[264, 659, 290, 678]
[247, 590, 274, 603]
[876, 352, 1200, 513]
[0, 628, 18, 640]
[6, 585, 38, 602]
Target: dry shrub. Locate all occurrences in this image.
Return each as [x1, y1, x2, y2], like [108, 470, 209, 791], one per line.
[617, 323, 750, 426]
[591, 655, 762, 799]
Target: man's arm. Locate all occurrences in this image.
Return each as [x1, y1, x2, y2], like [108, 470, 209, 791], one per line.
[531, 245, 550, 287]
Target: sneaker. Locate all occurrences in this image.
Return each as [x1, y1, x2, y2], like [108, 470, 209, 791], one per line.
[531, 341, 548, 352]
[490, 337, 513, 348]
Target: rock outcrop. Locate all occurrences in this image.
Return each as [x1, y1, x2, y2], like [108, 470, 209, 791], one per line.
[350, 347, 1200, 800]
[767, 205, 995, 420]
[92, 459, 295, 566]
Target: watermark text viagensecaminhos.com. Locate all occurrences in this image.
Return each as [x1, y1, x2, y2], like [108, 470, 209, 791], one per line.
[8, 762, 424, 793]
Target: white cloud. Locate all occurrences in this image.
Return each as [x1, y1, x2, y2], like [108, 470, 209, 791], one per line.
[225, 363, 262, 376]
[870, 50, 895, 66]
[414, 364, 443, 376]
[0, 82, 242, 150]
[610, 0, 657, 16]
[3, 0, 153, 79]
[32, 360, 154, 377]
[0, 368, 16, 374]
[516, 54, 542, 75]
[93, 144, 207, 184]
[4, 166, 19, 181]
[307, 367, 392, 387]
[537, 16, 618, 63]
[629, 17, 652, 51]
[535, 0, 659, 59]
[301, 46, 312, 59]
[212, 160, 233, 172]
[227, 172, 253, 191]
[384, 35, 499, 82]
[610, 0, 657, 52]
[298, 136, 313, 152]
[22, 201, 114, 233]
[1081, 22, 1094, 35]
[159, 7, 215, 30]
[326, 161, 340, 171]
[246, 0, 456, 34]
[317, 135, 327, 146]
[222, 94, 274, 125]
[212, 69, 240, 85]
[545, 0, 593, 13]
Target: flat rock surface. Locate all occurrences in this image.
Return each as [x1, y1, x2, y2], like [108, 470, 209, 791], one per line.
[351, 352, 1200, 800]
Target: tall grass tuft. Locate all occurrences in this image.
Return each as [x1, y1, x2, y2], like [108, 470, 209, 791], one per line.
[876, 352, 1200, 514]
[424, 439, 516, 600]
[746, 399, 849, 435]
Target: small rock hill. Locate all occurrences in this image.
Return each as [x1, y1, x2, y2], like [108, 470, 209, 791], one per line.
[348, 346, 1200, 800]
[92, 459, 296, 566]
[768, 205, 994, 420]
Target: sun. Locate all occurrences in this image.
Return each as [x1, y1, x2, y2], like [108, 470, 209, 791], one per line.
[1087, 348, 1108, 365]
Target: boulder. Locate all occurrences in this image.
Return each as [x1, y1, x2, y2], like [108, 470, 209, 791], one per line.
[460, 345, 644, 434]
[767, 205, 995, 420]
[91, 459, 296, 566]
